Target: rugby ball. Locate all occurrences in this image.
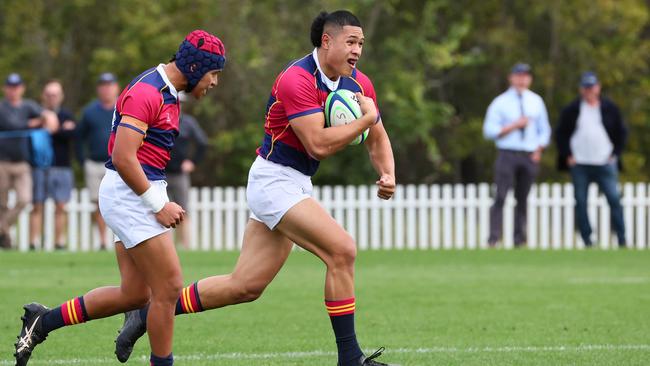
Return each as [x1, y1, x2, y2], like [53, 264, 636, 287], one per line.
[325, 89, 369, 145]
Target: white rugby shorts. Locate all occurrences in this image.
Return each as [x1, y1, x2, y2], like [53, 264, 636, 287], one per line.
[247, 156, 313, 230]
[98, 169, 170, 248]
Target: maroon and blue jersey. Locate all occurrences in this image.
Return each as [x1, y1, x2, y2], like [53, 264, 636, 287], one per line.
[105, 65, 180, 180]
[256, 53, 380, 176]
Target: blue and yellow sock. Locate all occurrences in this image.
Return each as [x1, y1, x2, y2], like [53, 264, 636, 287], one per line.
[41, 296, 89, 334]
[176, 282, 203, 315]
[326, 297, 363, 366]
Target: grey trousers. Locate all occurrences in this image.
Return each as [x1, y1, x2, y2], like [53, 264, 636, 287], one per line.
[488, 150, 539, 244]
[0, 161, 32, 234]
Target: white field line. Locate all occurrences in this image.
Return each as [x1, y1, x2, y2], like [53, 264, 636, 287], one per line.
[568, 276, 650, 284]
[3, 344, 650, 365]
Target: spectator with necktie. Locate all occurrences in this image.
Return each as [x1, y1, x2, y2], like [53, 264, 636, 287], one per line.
[483, 63, 551, 247]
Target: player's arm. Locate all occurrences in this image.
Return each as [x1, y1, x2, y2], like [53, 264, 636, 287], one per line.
[364, 119, 395, 200]
[111, 115, 184, 228]
[111, 116, 151, 194]
[291, 93, 377, 160]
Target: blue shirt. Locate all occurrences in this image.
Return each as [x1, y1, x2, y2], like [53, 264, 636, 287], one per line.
[483, 88, 551, 152]
[76, 100, 114, 162]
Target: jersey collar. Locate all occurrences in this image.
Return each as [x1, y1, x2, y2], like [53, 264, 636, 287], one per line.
[156, 64, 179, 99]
[312, 49, 340, 91]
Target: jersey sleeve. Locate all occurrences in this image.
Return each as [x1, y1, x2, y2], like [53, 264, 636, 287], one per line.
[276, 68, 322, 121]
[119, 84, 162, 125]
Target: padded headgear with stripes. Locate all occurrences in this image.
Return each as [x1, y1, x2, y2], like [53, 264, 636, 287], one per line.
[174, 30, 226, 92]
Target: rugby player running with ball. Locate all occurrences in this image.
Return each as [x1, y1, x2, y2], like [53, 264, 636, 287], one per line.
[117, 11, 398, 366]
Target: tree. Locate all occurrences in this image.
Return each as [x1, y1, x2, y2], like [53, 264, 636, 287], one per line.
[1, 0, 649, 185]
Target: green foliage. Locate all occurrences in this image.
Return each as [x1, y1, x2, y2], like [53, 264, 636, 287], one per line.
[1, 0, 649, 185]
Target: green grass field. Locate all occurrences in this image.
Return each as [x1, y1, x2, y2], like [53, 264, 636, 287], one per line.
[1, 249, 649, 365]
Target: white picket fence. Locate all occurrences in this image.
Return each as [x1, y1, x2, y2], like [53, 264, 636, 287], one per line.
[8, 182, 650, 252]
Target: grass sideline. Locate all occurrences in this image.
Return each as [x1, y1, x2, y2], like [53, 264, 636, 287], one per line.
[1, 249, 649, 365]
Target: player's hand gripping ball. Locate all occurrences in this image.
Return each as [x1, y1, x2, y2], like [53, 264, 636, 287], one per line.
[324, 89, 369, 145]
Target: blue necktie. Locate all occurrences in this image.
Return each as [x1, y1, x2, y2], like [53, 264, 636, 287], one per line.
[517, 92, 526, 139]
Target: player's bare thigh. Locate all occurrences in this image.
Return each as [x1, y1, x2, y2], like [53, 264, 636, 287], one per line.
[276, 197, 354, 262]
[126, 231, 183, 300]
[115, 242, 151, 305]
[231, 219, 293, 283]
[197, 219, 293, 308]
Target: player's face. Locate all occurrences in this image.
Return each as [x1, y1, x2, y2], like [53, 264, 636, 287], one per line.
[191, 70, 220, 99]
[325, 25, 364, 77]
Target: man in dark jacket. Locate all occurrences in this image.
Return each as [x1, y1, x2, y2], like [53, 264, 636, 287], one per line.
[555, 72, 627, 247]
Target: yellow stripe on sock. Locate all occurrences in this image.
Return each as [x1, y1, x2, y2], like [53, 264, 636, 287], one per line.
[70, 300, 80, 324]
[184, 287, 195, 313]
[326, 302, 356, 311]
[328, 306, 356, 315]
[180, 287, 189, 313]
[65, 301, 76, 324]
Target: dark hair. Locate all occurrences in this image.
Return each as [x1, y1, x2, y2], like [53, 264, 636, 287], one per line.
[310, 10, 362, 47]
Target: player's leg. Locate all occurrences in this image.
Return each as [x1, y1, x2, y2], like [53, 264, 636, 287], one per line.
[276, 198, 394, 366]
[144, 219, 293, 316]
[14, 242, 151, 365]
[195, 218, 293, 308]
[115, 218, 293, 362]
[46, 243, 151, 324]
[126, 231, 183, 364]
[278, 199, 356, 298]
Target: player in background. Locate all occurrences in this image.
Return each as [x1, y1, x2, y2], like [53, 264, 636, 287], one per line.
[13, 30, 226, 366]
[116, 11, 398, 366]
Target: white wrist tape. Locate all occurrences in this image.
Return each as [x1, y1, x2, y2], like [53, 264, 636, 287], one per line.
[139, 185, 166, 213]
